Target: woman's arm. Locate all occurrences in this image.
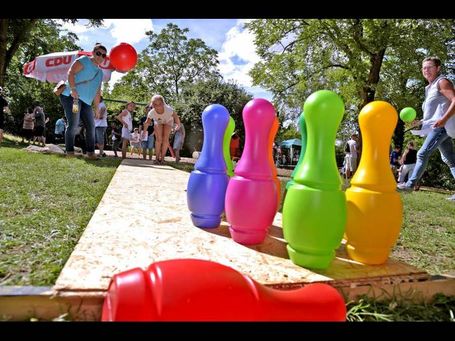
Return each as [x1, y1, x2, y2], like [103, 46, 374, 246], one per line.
[173, 112, 181, 130]
[116, 110, 128, 128]
[93, 89, 102, 114]
[67, 60, 83, 100]
[400, 150, 409, 165]
[95, 98, 106, 119]
[434, 79, 455, 128]
[143, 116, 153, 132]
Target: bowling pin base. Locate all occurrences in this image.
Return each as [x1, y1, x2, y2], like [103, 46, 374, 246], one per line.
[229, 226, 267, 245]
[346, 244, 389, 265]
[191, 214, 221, 229]
[287, 245, 334, 270]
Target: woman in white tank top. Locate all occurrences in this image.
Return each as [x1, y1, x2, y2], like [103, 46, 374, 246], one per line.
[144, 95, 181, 164]
[397, 57, 455, 200]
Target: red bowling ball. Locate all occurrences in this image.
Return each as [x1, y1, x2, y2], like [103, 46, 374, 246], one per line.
[109, 42, 137, 72]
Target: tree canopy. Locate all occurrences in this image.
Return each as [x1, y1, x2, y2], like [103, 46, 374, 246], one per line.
[246, 19, 455, 144]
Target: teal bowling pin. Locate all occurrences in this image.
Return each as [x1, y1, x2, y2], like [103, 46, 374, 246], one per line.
[282, 91, 346, 269]
[286, 111, 307, 190]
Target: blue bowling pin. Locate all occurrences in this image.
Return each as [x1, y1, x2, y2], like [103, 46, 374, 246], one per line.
[187, 104, 230, 228]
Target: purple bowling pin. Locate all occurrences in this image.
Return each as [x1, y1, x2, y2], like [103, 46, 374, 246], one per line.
[187, 104, 230, 228]
[225, 98, 277, 245]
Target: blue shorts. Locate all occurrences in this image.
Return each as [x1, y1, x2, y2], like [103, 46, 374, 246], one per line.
[95, 127, 107, 145]
[141, 135, 154, 150]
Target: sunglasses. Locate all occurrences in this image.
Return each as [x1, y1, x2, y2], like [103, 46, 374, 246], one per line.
[95, 51, 107, 58]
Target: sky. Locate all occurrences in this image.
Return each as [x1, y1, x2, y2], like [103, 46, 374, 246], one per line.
[59, 19, 272, 100]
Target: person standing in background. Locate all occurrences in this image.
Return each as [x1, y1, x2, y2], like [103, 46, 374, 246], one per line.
[59, 42, 106, 159]
[116, 101, 135, 159]
[54, 116, 66, 143]
[94, 96, 108, 157]
[140, 105, 155, 161]
[173, 122, 185, 163]
[0, 86, 9, 145]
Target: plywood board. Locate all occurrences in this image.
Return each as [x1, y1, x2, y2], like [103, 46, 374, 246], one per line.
[54, 159, 428, 293]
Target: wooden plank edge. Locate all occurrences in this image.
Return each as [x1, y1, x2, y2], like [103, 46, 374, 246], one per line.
[1, 276, 453, 321]
[0, 287, 104, 321]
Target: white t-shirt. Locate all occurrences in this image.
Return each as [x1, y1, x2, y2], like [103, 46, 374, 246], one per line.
[147, 104, 174, 126]
[347, 139, 358, 158]
[121, 110, 133, 131]
[95, 102, 108, 128]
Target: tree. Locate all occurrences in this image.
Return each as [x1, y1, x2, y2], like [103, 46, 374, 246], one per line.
[3, 19, 101, 133]
[0, 19, 102, 87]
[167, 78, 251, 154]
[177, 77, 252, 133]
[110, 23, 220, 105]
[247, 19, 454, 118]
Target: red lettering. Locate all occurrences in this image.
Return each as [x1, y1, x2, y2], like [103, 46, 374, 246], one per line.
[45, 56, 73, 67]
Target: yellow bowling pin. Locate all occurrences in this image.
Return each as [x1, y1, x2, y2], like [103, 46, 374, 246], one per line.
[345, 101, 403, 265]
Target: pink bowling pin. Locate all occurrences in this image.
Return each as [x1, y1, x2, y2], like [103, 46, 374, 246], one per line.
[225, 98, 277, 245]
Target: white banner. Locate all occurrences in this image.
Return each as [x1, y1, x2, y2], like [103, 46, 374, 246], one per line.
[23, 50, 115, 83]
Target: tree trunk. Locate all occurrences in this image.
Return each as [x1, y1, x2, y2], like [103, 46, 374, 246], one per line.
[358, 48, 387, 161]
[0, 19, 8, 87]
[0, 19, 37, 87]
[360, 48, 386, 108]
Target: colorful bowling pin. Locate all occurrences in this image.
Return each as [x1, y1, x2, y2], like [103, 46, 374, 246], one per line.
[225, 98, 277, 245]
[283, 90, 346, 269]
[268, 117, 281, 210]
[187, 104, 230, 228]
[345, 101, 403, 265]
[102, 259, 346, 321]
[286, 111, 307, 190]
[223, 116, 236, 177]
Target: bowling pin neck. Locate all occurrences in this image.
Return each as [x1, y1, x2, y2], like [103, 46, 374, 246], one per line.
[235, 134, 274, 180]
[292, 130, 342, 190]
[195, 105, 230, 173]
[351, 101, 398, 191]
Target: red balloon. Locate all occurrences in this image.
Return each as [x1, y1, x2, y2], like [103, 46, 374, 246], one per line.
[109, 42, 137, 72]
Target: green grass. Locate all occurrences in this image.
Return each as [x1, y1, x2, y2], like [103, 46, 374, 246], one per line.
[395, 191, 455, 275]
[346, 293, 455, 322]
[0, 135, 121, 285]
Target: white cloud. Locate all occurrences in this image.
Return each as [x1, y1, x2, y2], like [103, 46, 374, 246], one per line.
[218, 20, 260, 88]
[58, 19, 94, 34]
[103, 19, 153, 45]
[58, 19, 153, 88]
[108, 71, 126, 89]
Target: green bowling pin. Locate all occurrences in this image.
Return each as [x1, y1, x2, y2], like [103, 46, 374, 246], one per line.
[223, 116, 236, 177]
[282, 90, 346, 269]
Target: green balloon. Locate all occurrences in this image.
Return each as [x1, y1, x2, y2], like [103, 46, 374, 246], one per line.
[399, 107, 416, 122]
[223, 116, 235, 177]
